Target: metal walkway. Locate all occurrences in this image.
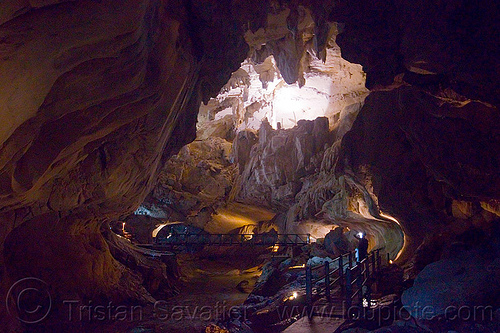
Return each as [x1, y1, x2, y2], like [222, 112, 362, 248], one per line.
[281, 250, 386, 333]
[147, 233, 311, 248]
[304, 249, 385, 319]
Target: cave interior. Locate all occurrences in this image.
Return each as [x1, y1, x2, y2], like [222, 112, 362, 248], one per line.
[0, 0, 499, 332]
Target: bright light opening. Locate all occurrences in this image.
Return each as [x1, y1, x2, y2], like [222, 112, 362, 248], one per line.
[198, 44, 369, 133]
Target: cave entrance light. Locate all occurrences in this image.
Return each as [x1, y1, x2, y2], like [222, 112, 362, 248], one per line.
[197, 50, 368, 135]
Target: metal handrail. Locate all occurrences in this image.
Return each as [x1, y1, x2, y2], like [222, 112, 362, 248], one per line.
[154, 233, 311, 246]
[305, 248, 386, 318]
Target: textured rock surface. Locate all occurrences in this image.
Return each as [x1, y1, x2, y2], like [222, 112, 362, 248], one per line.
[323, 227, 350, 255]
[140, 137, 238, 226]
[233, 117, 404, 257]
[402, 249, 500, 319]
[0, 2, 201, 328]
[331, 0, 500, 262]
[236, 117, 331, 210]
[139, 9, 380, 254]
[0, 0, 271, 330]
[331, 0, 500, 104]
[198, 21, 368, 133]
[337, 86, 500, 260]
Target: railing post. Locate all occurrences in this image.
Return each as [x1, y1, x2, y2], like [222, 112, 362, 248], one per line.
[363, 258, 372, 310]
[357, 264, 363, 306]
[348, 251, 353, 269]
[345, 267, 352, 317]
[305, 265, 312, 316]
[338, 255, 344, 297]
[324, 261, 330, 301]
[365, 288, 371, 310]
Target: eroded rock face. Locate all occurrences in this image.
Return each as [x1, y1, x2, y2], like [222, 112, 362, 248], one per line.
[190, 10, 406, 258]
[236, 117, 331, 210]
[402, 249, 500, 320]
[0, 0, 272, 329]
[1, 2, 200, 327]
[140, 9, 378, 252]
[198, 21, 369, 134]
[331, 0, 500, 263]
[233, 116, 404, 257]
[326, 0, 500, 318]
[336, 85, 500, 260]
[331, 0, 500, 105]
[141, 137, 238, 226]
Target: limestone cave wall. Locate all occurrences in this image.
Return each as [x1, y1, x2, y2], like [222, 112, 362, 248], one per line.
[332, 0, 500, 265]
[0, 0, 269, 329]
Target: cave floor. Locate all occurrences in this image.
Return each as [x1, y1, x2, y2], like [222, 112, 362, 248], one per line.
[124, 253, 261, 333]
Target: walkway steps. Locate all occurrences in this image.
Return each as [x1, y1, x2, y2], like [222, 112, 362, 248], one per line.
[311, 297, 348, 318]
[282, 316, 345, 333]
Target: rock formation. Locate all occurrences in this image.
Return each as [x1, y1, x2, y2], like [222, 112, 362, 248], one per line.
[333, 0, 500, 262]
[231, 116, 404, 257]
[0, 0, 270, 330]
[139, 136, 238, 227]
[140, 10, 377, 249]
[198, 17, 369, 133]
